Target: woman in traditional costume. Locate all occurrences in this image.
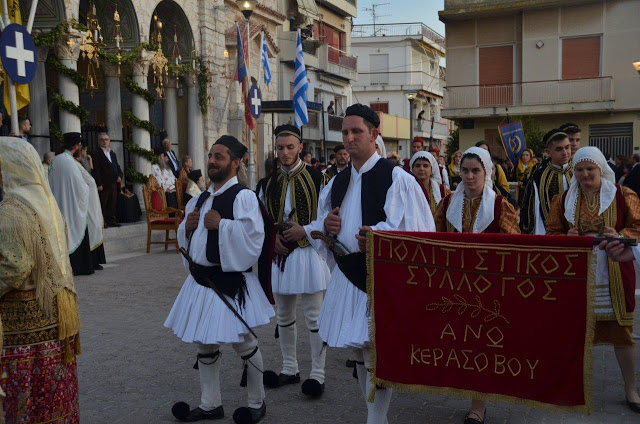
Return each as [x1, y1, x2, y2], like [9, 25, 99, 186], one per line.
[546, 146, 640, 413]
[0, 138, 82, 423]
[515, 149, 534, 183]
[433, 147, 520, 424]
[447, 150, 462, 190]
[411, 151, 451, 216]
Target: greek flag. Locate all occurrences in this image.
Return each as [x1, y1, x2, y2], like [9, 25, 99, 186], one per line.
[261, 30, 271, 86]
[293, 29, 309, 127]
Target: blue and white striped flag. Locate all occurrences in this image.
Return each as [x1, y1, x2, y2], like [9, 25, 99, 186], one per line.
[293, 29, 309, 127]
[260, 30, 271, 86]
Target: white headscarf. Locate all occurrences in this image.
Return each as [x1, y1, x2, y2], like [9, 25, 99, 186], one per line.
[410, 151, 443, 205]
[446, 146, 496, 233]
[375, 135, 387, 159]
[564, 146, 617, 225]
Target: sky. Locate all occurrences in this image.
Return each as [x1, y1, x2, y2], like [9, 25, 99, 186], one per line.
[352, 0, 445, 36]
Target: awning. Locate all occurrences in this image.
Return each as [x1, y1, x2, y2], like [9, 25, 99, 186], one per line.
[297, 0, 321, 21]
[261, 100, 323, 114]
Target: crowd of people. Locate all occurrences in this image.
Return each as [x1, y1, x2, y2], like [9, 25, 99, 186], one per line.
[1, 103, 640, 424]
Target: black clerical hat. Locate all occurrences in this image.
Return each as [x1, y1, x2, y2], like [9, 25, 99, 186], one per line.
[542, 128, 568, 147]
[154, 147, 165, 156]
[188, 169, 202, 183]
[333, 144, 346, 153]
[345, 103, 380, 128]
[62, 132, 86, 148]
[275, 124, 301, 140]
[214, 135, 247, 159]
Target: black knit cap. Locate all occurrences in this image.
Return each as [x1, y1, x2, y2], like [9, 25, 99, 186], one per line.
[275, 124, 301, 140]
[333, 144, 346, 153]
[188, 169, 202, 183]
[559, 122, 581, 134]
[214, 135, 247, 159]
[345, 103, 380, 128]
[542, 128, 568, 147]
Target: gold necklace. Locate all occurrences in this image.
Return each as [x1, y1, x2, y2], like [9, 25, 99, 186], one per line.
[583, 189, 600, 214]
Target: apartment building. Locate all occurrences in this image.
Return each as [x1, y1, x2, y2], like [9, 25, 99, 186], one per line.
[351, 22, 454, 158]
[439, 0, 640, 159]
[276, 0, 358, 158]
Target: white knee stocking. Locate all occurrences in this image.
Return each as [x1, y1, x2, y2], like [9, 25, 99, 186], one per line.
[274, 293, 299, 376]
[233, 335, 265, 409]
[363, 346, 392, 424]
[303, 291, 326, 383]
[196, 344, 221, 411]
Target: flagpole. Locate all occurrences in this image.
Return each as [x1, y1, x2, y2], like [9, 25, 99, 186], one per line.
[2, 0, 19, 134]
[246, 18, 256, 189]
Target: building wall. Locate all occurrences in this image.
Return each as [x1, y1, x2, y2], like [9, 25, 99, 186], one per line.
[444, 0, 640, 153]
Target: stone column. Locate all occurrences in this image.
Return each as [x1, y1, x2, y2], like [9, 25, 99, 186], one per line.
[103, 62, 124, 171]
[130, 50, 155, 204]
[28, 45, 51, 157]
[186, 77, 205, 173]
[54, 32, 82, 134]
[163, 78, 179, 156]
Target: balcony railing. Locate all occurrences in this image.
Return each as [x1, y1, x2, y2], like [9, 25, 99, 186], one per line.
[327, 45, 357, 71]
[352, 22, 444, 46]
[444, 77, 613, 109]
[415, 120, 448, 137]
[328, 114, 343, 132]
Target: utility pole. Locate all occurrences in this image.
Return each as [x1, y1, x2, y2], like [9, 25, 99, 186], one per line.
[362, 2, 390, 36]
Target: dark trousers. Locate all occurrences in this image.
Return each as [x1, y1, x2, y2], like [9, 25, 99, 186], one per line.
[99, 184, 118, 224]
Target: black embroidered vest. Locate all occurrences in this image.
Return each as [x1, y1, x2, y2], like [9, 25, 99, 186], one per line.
[331, 158, 396, 226]
[205, 183, 248, 264]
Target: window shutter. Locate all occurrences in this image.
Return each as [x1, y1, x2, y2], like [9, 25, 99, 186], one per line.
[562, 36, 600, 79]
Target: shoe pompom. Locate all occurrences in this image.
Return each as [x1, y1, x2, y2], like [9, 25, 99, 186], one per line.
[263, 370, 279, 388]
[171, 402, 190, 421]
[301, 379, 324, 398]
[232, 407, 253, 424]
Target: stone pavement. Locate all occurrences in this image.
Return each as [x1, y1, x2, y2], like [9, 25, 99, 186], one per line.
[75, 249, 640, 424]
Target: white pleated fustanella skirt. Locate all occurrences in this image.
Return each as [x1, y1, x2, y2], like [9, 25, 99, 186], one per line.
[318, 268, 370, 349]
[270, 245, 331, 295]
[165, 272, 275, 345]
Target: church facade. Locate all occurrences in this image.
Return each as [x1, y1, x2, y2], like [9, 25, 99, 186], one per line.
[24, 0, 285, 188]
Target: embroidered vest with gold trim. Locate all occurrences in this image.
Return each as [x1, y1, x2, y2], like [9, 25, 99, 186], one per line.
[264, 163, 322, 248]
[560, 185, 636, 326]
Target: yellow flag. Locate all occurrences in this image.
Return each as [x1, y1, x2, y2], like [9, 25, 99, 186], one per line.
[1, 0, 31, 115]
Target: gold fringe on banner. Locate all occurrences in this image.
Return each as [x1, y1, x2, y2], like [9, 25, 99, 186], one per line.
[365, 231, 596, 414]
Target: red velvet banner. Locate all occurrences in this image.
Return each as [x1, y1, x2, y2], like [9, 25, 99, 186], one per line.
[367, 231, 595, 413]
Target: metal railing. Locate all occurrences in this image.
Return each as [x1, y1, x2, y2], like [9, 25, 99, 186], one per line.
[444, 77, 613, 109]
[352, 22, 444, 46]
[327, 45, 357, 71]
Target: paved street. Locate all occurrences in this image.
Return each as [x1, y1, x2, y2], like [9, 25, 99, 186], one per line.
[76, 249, 640, 424]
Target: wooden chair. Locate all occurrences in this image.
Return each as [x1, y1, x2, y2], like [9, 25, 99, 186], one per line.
[176, 167, 189, 211]
[142, 174, 184, 253]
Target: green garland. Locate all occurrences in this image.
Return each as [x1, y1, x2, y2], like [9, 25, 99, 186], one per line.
[97, 42, 159, 65]
[197, 58, 208, 115]
[51, 92, 89, 124]
[168, 63, 191, 76]
[124, 139, 158, 164]
[33, 20, 87, 47]
[125, 167, 149, 184]
[50, 124, 63, 147]
[123, 77, 155, 107]
[47, 56, 87, 88]
[124, 110, 157, 136]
